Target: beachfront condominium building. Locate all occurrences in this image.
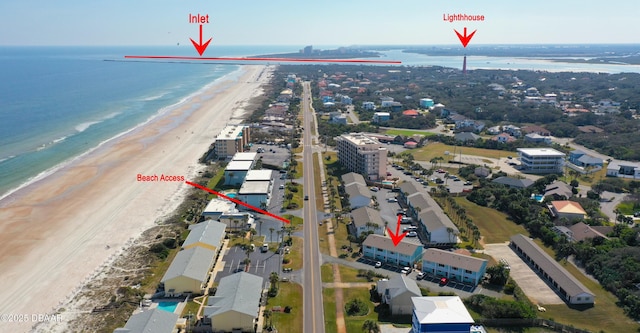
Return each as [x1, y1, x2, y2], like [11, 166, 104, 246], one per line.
[214, 124, 251, 159]
[517, 148, 565, 174]
[336, 133, 387, 181]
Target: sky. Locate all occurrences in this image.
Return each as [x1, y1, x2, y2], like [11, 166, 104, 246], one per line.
[0, 0, 638, 46]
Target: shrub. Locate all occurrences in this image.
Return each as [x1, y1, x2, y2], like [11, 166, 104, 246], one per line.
[284, 305, 292, 313]
[345, 298, 369, 316]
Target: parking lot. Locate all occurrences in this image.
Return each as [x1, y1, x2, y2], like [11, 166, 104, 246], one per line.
[483, 243, 564, 304]
[247, 143, 290, 169]
[356, 257, 476, 293]
[214, 243, 284, 284]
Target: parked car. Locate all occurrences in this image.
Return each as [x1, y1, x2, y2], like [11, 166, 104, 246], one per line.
[406, 231, 418, 237]
[374, 261, 382, 268]
[401, 267, 412, 275]
[387, 197, 398, 203]
[439, 277, 449, 285]
[261, 244, 269, 253]
[416, 272, 425, 280]
[304, 195, 309, 200]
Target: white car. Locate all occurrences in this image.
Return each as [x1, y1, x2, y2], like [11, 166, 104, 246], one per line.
[416, 272, 425, 280]
[374, 261, 382, 268]
[401, 267, 412, 274]
[406, 231, 418, 237]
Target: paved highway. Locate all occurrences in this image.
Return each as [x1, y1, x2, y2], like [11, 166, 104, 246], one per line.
[301, 81, 326, 333]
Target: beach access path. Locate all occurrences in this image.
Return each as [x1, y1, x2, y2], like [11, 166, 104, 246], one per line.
[0, 64, 272, 333]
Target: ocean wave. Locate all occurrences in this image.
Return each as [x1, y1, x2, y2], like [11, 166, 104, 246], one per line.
[75, 121, 100, 133]
[141, 93, 168, 101]
[0, 155, 16, 164]
[0, 65, 250, 203]
[36, 135, 69, 151]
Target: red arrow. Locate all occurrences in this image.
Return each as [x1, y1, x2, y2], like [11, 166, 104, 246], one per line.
[386, 214, 408, 246]
[189, 24, 212, 56]
[185, 181, 290, 224]
[454, 27, 477, 48]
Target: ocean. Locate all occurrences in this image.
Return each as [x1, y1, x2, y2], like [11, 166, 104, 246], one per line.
[1, 45, 639, 199]
[0, 45, 301, 199]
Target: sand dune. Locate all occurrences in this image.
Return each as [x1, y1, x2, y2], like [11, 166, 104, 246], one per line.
[0, 64, 271, 333]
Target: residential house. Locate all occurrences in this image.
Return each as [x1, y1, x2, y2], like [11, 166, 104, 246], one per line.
[543, 181, 573, 200]
[362, 234, 423, 267]
[556, 222, 610, 242]
[521, 125, 551, 136]
[329, 112, 348, 124]
[492, 176, 534, 189]
[524, 133, 552, 144]
[398, 182, 421, 208]
[568, 150, 603, 172]
[377, 275, 421, 316]
[362, 101, 376, 110]
[182, 220, 226, 253]
[161, 247, 216, 296]
[342, 172, 371, 209]
[411, 296, 475, 333]
[202, 198, 236, 220]
[606, 160, 640, 179]
[454, 132, 481, 143]
[403, 109, 420, 118]
[113, 308, 179, 333]
[421, 249, 488, 286]
[492, 133, 516, 143]
[487, 125, 501, 135]
[510, 234, 595, 305]
[502, 125, 521, 137]
[350, 206, 385, 237]
[419, 98, 435, 108]
[203, 272, 263, 332]
[549, 200, 587, 220]
[372, 112, 390, 123]
[418, 209, 459, 244]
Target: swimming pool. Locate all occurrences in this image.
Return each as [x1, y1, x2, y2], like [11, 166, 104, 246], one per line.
[531, 194, 544, 202]
[157, 301, 179, 313]
[381, 181, 394, 185]
[227, 193, 237, 198]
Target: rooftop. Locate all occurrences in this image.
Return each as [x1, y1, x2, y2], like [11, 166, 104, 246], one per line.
[492, 176, 534, 189]
[351, 206, 384, 229]
[239, 180, 271, 194]
[183, 220, 227, 250]
[203, 198, 235, 214]
[226, 160, 254, 171]
[245, 169, 273, 182]
[411, 296, 474, 324]
[422, 248, 486, 272]
[113, 308, 179, 333]
[205, 272, 263, 318]
[161, 247, 215, 283]
[551, 200, 587, 215]
[232, 152, 258, 162]
[215, 124, 246, 141]
[363, 234, 422, 256]
[338, 132, 382, 146]
[517, 148, 565, 157]
[341, 172, 367, 186]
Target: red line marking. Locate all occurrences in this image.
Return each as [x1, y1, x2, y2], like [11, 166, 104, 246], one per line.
[185, 181, 290, 224]
[124, 55, 401, 64]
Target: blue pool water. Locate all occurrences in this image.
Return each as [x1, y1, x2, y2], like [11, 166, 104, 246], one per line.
[381, 181, 394, 185]
[227, 193, 237, 198]
[157, 301, 178, 313]
[532, 194, 544, 202]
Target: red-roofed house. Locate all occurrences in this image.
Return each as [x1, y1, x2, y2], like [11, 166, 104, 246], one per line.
[402, 109, 419, 118]
[492, 133, 516, 143]
[550, 201, 586, 220]
[404, 141, 418, 149]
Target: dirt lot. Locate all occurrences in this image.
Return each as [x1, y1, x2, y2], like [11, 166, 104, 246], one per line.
[483, 242, 564, 305]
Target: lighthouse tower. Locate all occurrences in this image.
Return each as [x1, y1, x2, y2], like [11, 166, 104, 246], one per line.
[462, 55, 467, 75]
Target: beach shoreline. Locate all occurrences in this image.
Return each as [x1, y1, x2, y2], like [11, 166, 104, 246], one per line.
[0, 64, 273, 333]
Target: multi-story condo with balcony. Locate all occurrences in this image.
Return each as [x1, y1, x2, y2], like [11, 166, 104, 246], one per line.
[336, 133, 387, 180]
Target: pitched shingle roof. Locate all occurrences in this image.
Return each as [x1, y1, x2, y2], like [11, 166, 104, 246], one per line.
[377, 274, 421, 299]
[422, 248, 486, 272]
[342, 172, 366, 186]
[510, 234, 594, 298]
[345, 182, 371, 200]
[114, 308, 178, 333]
[492, 176, 534, 189]
[205, 272, 263, 318]
[418, 209, 457, 233]
[399, 181, 420, 196]
[363, 234, 422, 256]
[351, 206, 384, 229]
[161, 247, 215, 283]
[183, 220, 226, 250]
[551, 201, 586, 215]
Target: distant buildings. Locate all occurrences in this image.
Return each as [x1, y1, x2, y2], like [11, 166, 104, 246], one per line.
[336, 133, 387, 181]
[421, 249, 488, 286]
[372, 112, 390, 123]
[510, 234, 595, 305]
[606, 160, 640, 179]
[214, 124, 251, 159]
[419, 98, 434, 108]
[517, 148, 565, 174]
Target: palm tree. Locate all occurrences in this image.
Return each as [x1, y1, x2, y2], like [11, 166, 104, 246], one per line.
[269, 227, 275, 243]
[362, 320, 380, 333]
[258, 219, 263, 237]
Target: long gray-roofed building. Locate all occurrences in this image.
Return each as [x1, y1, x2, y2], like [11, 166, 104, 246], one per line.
[362, 234, 423, 267]
[510, 234, 595, 305]
[161, 247, 216, 296]
[421, 248, 487, 286]
[113, 308, 179, 333]
[492, 176, 534, 189]
[182, 220, 226, 252]
[203, 272, 263, 332]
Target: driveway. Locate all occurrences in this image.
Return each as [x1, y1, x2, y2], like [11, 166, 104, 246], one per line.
[599, 191, 629, 222]
[483, 243, 564, 305]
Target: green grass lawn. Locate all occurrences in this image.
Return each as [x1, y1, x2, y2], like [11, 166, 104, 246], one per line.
[205, 164, 226, 199]
[313, 152, 324, 211]
[321, 263, 334, 283]
[268, 282, 303, 333]
[412, 142, 516, 162]
[181, 297, 205, 318]
[284, 182, 303, 211]
[384, 128, 437, 137]
[323, 288, 338, 333]
[616, 200, 639, 215]
[282, 236, 303, 271]
[292, 160, 303, 179]
[342, 287, 378, 333]
[454, 197, 530, 244]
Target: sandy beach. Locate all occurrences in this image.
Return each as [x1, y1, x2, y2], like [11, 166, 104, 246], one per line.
[0, 64, 271, 333]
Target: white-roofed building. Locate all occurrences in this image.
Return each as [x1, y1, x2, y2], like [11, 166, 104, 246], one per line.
[606, 160, 640, 179]
[244, 169, 273, 183]
[113, 308, 179, 333]
[224, 160, 255, 186]
[219, 212, 255, 231]
[182, 220, 226, 252]
[517, 148, 565, 174]
[237, 180, 271, 211]
[202, 198, 236, 220]
[203, 272, 263, 332]
[214, 124, 251, 159]
[411, 296, 475, 333]
[232, 152, 258, 162]
[161, 247, 216, 296]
